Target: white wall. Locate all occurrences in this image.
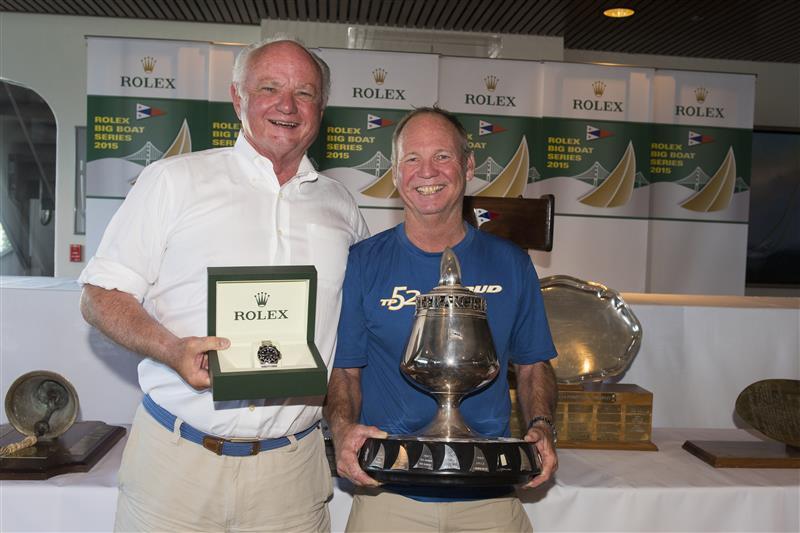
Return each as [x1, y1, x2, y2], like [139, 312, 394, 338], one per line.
[563, 49, 800, 129]
[0, 12, 261, 278]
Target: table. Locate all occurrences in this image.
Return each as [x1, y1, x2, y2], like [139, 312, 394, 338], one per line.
[2, 428, 797, 532]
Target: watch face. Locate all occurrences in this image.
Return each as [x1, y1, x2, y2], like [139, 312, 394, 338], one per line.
[257, 341, 282, 366]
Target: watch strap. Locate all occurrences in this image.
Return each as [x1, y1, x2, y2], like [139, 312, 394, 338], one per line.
[527, 415, 558, 444]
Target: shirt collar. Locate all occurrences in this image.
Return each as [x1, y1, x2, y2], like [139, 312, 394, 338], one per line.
[234, 133, 319, 185]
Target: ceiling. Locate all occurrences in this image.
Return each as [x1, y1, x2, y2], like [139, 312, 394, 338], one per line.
[2, 0, 798, 63]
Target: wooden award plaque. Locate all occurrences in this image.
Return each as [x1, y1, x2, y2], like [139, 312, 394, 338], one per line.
[0, 421, 125, 480]
[683, 379, 800, 468]
[510, 383, 656, 450]
[554, 383, 657, 451]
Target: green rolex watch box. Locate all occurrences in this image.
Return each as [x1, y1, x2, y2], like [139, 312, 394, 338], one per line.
[207, 266, 327, 401]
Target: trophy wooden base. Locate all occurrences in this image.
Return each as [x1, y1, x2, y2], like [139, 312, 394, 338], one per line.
[682, 440, 800, 468]
[359, 436, 540, 486]
[554, 383, 658, 451]
[0, 421, 126, 480]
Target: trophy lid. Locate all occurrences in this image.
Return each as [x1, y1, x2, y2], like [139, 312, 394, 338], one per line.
[416, 248, 486, 314]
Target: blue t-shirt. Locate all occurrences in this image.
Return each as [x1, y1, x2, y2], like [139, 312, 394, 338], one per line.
[334, 223, 556, 500]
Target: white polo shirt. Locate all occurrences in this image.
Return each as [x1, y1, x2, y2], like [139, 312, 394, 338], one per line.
[79, 135, 368, 439]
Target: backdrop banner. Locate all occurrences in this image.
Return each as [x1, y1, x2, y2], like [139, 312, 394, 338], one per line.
[524, 63, 654, 289]
[646, 70, 754, 294]
[308, 48, 439, 232]
[85, 37, 755, 294]
[85, 37, 242, 257]
[438, 56, 541, 202]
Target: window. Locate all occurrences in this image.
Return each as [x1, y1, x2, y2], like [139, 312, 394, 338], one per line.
[0, 80, 56, 276]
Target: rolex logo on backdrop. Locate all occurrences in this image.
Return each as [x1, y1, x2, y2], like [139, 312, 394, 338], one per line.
[120, 55, 177, 89]
[464, 75, 517, 107]
[572, 80, 624, 112]
[233, 291, 288, 321]
[592, 80, 606, 97]
[352, 67, 406, 100]
[675, 87, 725, 118]
[141, 56, 156, 73]
[694, 87, 709, 103]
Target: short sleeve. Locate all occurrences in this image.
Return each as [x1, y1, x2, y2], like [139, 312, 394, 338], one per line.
[332, 245, 369, 368]
[508, 258, 557, 365]
[78, 162, 177, 302]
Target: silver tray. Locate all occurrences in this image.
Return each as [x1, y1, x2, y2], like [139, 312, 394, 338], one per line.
[540, 275, 642, 384]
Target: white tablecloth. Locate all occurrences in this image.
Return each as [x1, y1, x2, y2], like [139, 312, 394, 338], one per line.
[2, 427, 797, 532]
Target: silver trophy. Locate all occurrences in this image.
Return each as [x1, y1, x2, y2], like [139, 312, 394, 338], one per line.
[358, 248, 541, 486]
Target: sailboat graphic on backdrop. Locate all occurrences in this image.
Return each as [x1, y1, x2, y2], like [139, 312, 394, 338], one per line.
[578, 141, 636, 208]
[679, 147, 736, 212]
[474, 136, 529, 198]
[360, 167, 398, 198]
[161, 119, 192, 158]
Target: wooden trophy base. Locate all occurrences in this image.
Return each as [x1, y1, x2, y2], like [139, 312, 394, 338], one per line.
[683, 440, 800, 468]
[0, 421, 126, 479]
[555, 383, 658, 451]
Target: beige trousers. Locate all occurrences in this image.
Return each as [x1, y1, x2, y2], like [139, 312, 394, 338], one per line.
[346, 489, 533, 533]
[114, 405, 333, 532]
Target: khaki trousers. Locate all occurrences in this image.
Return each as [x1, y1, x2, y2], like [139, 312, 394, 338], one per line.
[114, 405, 333, 532]
[346, 489, 533, 533]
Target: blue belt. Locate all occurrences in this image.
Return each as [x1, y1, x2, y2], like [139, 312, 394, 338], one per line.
[142, 394, 319, 457]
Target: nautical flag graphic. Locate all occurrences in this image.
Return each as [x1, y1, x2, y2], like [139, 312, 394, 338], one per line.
[473, 208, 500, 228]
[136, 103, 166, 120]
[367, 114, 394, 130]
[478, 120, 506, 136]
[586, 125, 614, 141]
[688, 130, 715, 146]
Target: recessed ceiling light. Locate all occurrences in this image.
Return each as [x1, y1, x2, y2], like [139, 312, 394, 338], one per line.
[603, 7, 635, 18]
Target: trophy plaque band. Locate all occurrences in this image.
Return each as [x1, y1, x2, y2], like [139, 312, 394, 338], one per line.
[359, 436, 540, 486]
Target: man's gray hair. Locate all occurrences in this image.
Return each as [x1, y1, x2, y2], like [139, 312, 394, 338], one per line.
[391, 107, 472, 168]
[232, 36, 331, 108]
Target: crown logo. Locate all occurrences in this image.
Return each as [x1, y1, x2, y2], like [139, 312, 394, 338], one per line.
[372, 68, 387, 85]
[254, 292, 270, 307]
[592, 81, 606, 97]
[141, 56, 156, 74]
[484, 75, 499, 92]
[694, 87, 709, 103]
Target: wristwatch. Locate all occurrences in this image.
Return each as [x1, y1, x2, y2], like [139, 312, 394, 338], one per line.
[257, 340, 282, 367]
[527, 416, 558, 445]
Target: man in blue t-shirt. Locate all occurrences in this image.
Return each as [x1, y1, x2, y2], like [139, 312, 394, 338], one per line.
[324, 107, 558, 532]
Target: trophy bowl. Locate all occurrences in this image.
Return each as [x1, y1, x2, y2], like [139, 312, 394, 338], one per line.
[358, 248, 541, 486]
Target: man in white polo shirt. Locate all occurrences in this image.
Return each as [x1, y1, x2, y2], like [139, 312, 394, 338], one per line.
[79, 38, 368, 532]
